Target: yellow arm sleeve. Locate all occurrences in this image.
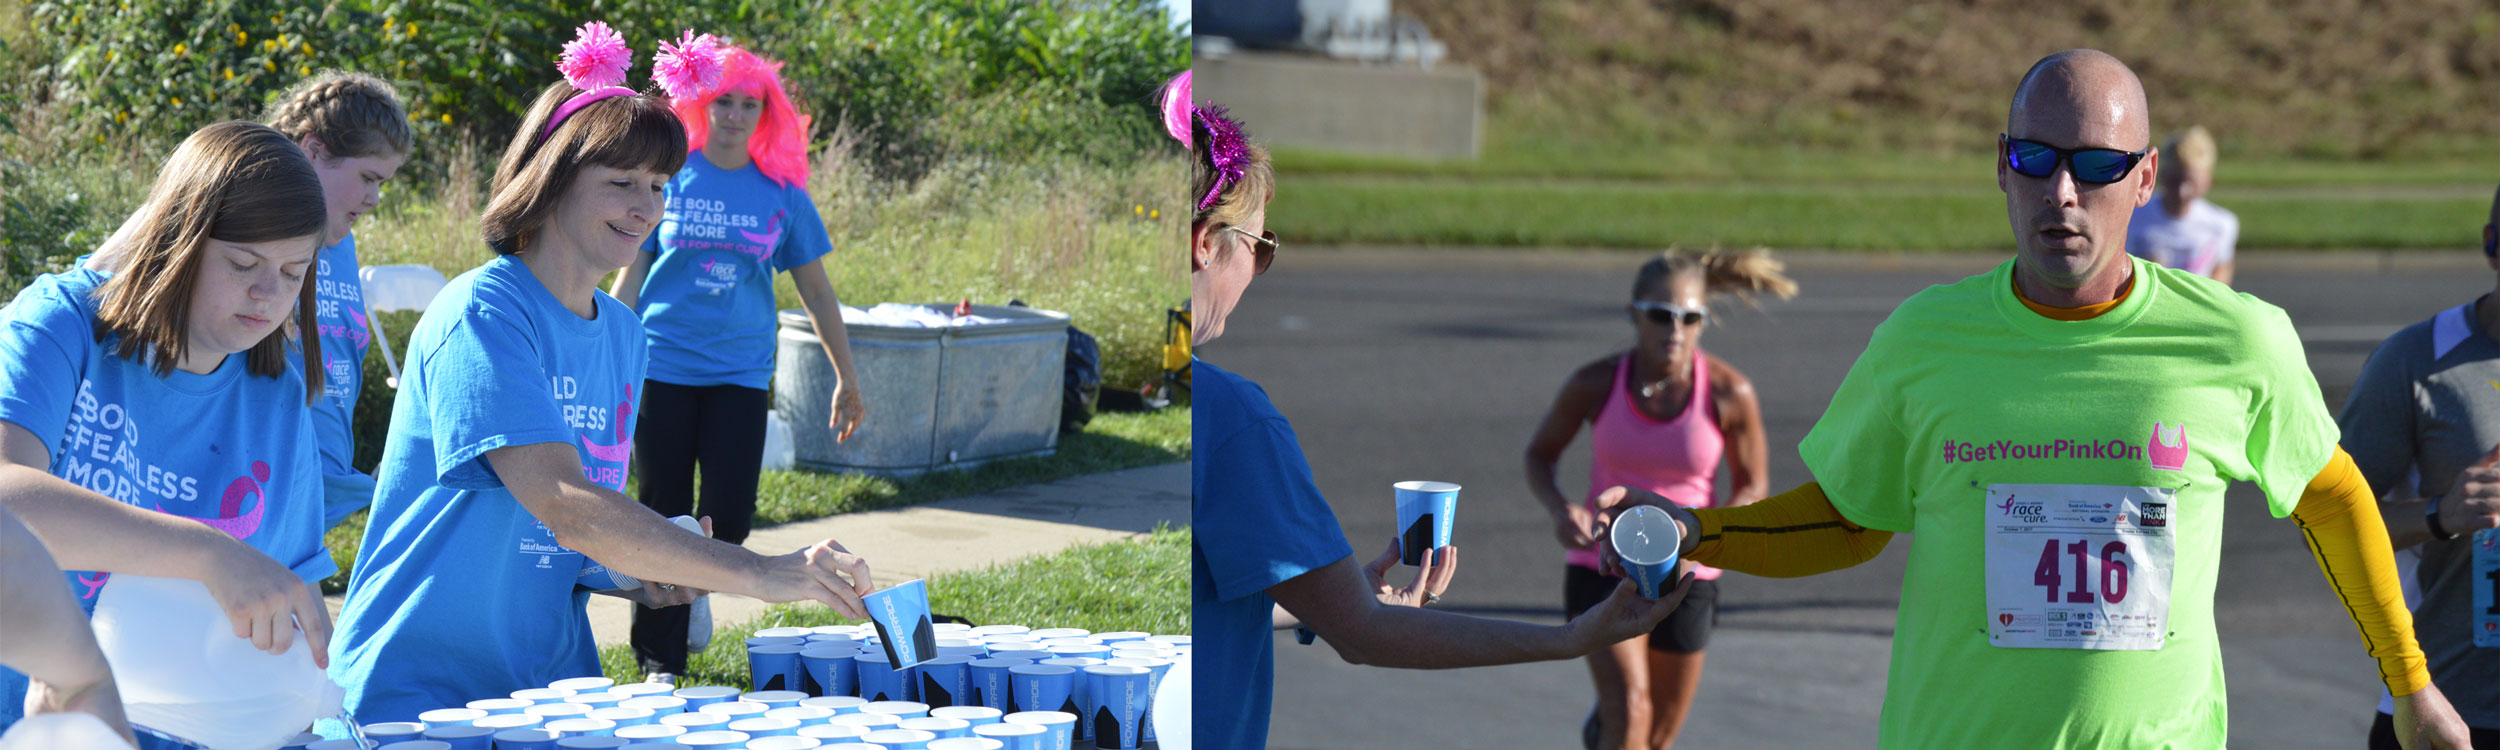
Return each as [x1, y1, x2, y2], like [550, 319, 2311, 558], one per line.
[1686, 482, 1894, 578]
[2290, 446, 2432, 696]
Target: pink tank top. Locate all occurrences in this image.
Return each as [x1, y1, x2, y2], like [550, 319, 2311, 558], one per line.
[1566, 350, 1724, 579]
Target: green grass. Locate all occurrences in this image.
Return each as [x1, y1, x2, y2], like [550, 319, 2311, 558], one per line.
[596, 527, 1191, 686]
[352, 145, 1189, 390]
[1274, 174, 2494, 251]
[319, 406, 1188, 594]
[1259, 92, 2499, 252]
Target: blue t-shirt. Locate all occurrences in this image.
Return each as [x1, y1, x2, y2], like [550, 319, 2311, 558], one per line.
[309, 233, 377, 527]
[328, 254, 646, 724]
[633, 152, 834, 390]
[0, 265, 335, 731]
[1189, 358, 1354, 750]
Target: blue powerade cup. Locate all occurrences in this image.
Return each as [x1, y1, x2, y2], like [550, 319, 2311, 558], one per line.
[1393, 481, 1461, 566]
[1611, 504, 1682, 599]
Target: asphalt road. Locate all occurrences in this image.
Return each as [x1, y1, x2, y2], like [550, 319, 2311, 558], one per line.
[1201, 248, 2493, 749]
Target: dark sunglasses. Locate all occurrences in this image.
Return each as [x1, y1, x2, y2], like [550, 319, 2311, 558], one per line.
[1631, 301, 1708, 327]
[2001, 134, 2150, 185]
[1225, 226, 1279, 275]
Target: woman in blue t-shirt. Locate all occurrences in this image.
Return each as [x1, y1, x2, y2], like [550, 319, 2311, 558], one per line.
[1172, 72, 1696, 750]
[329, 27, 880, 725]
[0, 121, 341, 730]
[606, 43, 865, 682]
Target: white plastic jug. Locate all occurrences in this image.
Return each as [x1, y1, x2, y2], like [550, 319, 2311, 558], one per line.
[1150, 655, 1190, 750]
[761, 410, 795, 471]
[0, 712, 137, 750]
[89, 575, 342, 750]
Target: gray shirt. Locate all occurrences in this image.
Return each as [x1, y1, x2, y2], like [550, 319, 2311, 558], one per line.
[2338, 299, 2500, 726]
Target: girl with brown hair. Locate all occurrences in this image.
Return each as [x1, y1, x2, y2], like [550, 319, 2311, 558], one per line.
[259, 71, 413, 530]
[0, 120, 341, 734]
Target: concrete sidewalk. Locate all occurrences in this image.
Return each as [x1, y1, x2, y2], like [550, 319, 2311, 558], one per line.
[321, 462, 1190, 644]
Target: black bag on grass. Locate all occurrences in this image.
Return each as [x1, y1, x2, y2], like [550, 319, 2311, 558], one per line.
[1062, 325, 1102, 433]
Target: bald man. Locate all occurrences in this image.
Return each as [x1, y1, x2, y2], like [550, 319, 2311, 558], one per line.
[1595, 50, 2473, 748]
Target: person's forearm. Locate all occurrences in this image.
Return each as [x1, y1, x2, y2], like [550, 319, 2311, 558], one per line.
[2377, 494, 2437, 551]
[0, 507, 115, 691]
[1523, 455, 1576, 520]
[2292, 448, 2431, 696]
[793, 274, 858, 381]
[1684, 482, 1891, 577]
[1305, 604, 1576, 669]
[536, 477, 762, 596]
[0, 464, 232, 579]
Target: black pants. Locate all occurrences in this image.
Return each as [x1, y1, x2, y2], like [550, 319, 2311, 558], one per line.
[2367, 711, 2500, 749]
[1563, 565, 1720, 653]
[629, 380, 769, 675]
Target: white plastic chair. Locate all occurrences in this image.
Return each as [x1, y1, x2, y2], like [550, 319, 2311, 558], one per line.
[357, 265, 448, 388]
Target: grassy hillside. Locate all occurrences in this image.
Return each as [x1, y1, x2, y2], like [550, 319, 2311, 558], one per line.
[1405, 0, 2500, 160]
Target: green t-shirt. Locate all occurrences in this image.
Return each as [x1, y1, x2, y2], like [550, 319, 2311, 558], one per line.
[1800, 256, 2338, 748]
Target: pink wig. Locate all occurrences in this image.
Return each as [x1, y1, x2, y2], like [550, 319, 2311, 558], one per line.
[670, 46, 812, 188]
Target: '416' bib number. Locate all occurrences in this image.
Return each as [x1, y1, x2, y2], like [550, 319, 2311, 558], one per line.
[1985, 484, 2176, 651]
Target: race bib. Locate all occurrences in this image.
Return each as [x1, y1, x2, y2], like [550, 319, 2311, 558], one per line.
[1985, 484, 2176, 650]
[2474, 528, 2498, 648]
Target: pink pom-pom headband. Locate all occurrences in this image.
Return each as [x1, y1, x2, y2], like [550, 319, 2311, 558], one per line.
[542, 22, 726, 140]
[1160, 71, 1252, 213]
[654, 31, 726, 100]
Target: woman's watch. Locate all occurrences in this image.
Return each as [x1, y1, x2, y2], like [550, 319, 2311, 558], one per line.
[2427, 494, 2461, 541]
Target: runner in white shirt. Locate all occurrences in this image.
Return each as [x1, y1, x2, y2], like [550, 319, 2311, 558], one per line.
[2127, 125, 2238, 285]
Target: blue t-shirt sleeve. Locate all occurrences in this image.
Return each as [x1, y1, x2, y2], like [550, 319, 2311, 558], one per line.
[772, 186, 834, 273]
[1196, 417, 1355, 603]
[419, 309, 576, 491]
[0, 277, 92, 459]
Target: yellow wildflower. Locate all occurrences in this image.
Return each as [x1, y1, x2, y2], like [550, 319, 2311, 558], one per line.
[301, 42, 312, 56]
[1133, 204, 1143, 215]
[170, 97, 181, 107]
[439, 113, 452, 126]
[263, 38, 277, 53]
[270, 14, 280, 25]
[264, 60, 276, 72]
[406, 23, 418, 38]
[224, 68, 233, 80]
[115, 110, 127, 124]
[236, 30, 247, 46]
[299, 65, 309, 76]
[1150, 209, 1160, 219]
[173, 43, 186, 55]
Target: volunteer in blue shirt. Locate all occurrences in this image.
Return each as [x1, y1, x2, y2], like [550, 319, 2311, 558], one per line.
[328, 30, 880, 725]
[0, 121, 340, 734]
[608, 43, 866, 683]
[260, 72, 414, 530]
[1170, 72, 1694, 750]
